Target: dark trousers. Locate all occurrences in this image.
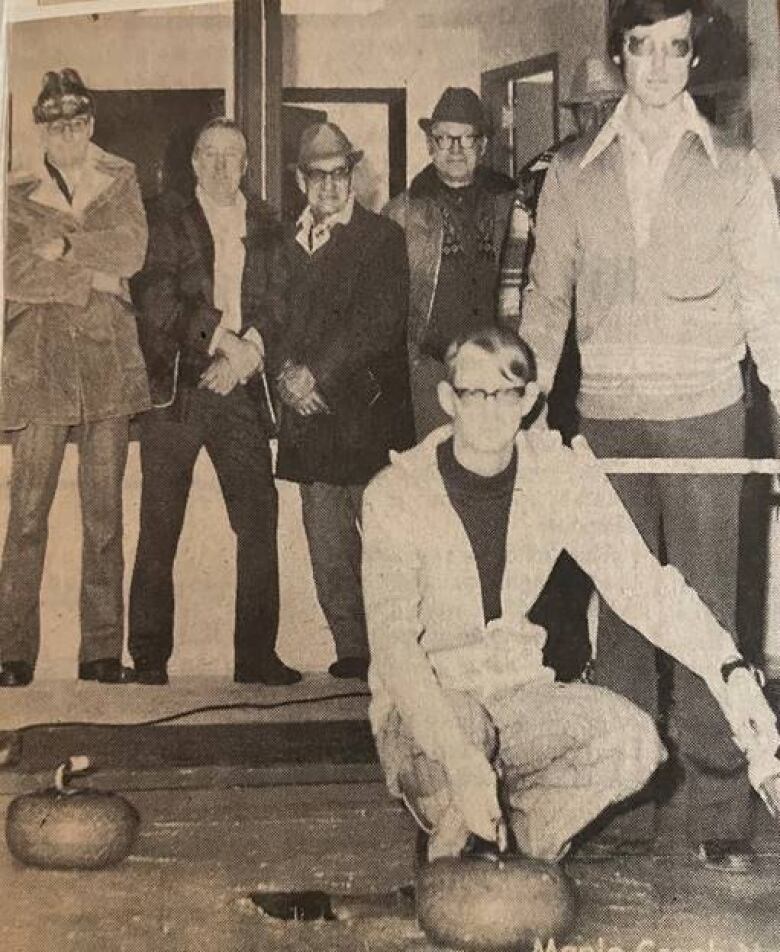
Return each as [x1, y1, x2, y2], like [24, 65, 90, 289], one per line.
[581, 402, 752, 843]
[300, 482, 368, 660]
[0, 418, 129, 668]
[129, 389, 279, 677]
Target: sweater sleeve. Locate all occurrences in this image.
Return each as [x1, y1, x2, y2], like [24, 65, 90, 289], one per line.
[66, 170, 148, 278]
[731, 150, 780, 418]
[362, 474, 493, 774]
[564, 437, 740, 689]
[519, 157, 577, 395]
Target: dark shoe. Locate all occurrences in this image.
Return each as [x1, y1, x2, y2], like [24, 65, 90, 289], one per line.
[78, 659, 136, 684]
[235, 655, 302, 686]
[0, 661, 34, 688]
[328, 657, 369, 681]
[697, 840, 756, 873]
[135, 664, 169, 686]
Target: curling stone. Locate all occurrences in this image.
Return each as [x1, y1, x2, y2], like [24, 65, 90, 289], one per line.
[5, 756, 140, 870]
[416, 853, 577, 951]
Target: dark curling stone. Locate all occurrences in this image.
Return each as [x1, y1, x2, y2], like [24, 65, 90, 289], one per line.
[5, 757, 139, 870]
[416, 854, 577, 951]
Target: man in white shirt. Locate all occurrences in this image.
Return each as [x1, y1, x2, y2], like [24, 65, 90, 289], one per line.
[520, 0, 780, 867]
[129, 119, 301, 687]
[362, 328, 778, 868]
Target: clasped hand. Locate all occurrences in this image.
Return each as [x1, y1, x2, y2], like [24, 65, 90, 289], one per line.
[277, 362, 330, 416]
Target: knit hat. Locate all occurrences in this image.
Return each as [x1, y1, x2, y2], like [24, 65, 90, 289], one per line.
[561, 55, 624, 106]
[33, 68, 94, 124]
[297, 122, 364, 170]
[418, 87, 491, 136]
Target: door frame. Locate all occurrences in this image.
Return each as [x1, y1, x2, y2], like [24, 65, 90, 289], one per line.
[282, 86, 407, 198]
[481, 53, 560, 178]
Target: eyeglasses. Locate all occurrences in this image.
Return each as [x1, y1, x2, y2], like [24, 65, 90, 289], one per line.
[624, 33, 692, 59]
[451, 384, 526, 407]
[304, 165, 352, 186]
[45, 116, 90, 137]
[430, 133, 482, 152]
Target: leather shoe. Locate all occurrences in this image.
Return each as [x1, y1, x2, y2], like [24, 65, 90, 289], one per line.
[235, 655, 302, 686]
[78, 659, 136, 684]
[135, 665, 169, 686]
[328, 657, 369, 681]
[0, 661, 34, 688]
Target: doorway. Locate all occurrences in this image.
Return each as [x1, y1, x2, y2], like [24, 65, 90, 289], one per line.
[481, 54, 559, 180]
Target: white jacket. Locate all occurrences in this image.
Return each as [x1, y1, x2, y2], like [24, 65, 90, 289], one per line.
[362, 426, 740, 788]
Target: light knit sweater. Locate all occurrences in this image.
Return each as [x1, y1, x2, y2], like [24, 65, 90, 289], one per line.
[362, 426, 741, 790]
[521, 109, 780, 422]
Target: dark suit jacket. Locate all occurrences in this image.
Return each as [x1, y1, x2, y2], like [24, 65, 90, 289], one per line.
[275, 201, 415, 485]
[131, 190, 285, 428]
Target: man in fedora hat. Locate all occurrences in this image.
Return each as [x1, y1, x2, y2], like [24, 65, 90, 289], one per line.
[384, 87, 522, 439]
[273, 122, 413, 681]
[0, 68, 150, 687]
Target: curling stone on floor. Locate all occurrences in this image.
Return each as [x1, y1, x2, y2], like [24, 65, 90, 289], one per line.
[416, 848, 577, 951]
[5, 756, 140, 870]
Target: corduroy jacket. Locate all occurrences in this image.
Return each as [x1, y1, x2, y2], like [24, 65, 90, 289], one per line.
[2, 144, 150, 428]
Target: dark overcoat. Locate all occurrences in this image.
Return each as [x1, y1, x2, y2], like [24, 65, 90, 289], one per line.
[130, 190, 285, 431]
[275, 201, 414, 485]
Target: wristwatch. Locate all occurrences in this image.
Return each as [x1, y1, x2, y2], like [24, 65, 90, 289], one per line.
[720, 656, 766, 686]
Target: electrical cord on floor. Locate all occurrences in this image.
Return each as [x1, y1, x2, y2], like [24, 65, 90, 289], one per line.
[4, 689, 373, 736]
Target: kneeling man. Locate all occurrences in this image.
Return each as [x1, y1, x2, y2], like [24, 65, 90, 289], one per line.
[362, 328, 777, 866]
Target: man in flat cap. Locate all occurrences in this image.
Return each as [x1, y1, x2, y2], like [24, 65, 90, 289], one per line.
[129, 118, 300, 687]
[273, 122, 413, 682]
[384, 87, 522, 438]
[0, 68, 150, 686]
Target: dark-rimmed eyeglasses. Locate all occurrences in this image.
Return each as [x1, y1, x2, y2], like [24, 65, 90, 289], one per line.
[45, 116, 91, 137]
[624, 34, 692, 59]
[430, 133, 482, 151]
[451, 385, 526, 407]
[303, 165, 352, 186]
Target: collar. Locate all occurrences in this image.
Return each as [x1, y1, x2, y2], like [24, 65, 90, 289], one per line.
[580, 92, 718, 170]
[196, 185, 247, 235]
[296, 192, 355, 236]
[29, 142, 117, 215]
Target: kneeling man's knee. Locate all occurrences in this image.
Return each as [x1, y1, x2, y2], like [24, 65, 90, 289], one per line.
[618, 703, 667, 792]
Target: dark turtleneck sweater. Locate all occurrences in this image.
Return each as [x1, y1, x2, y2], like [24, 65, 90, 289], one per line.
[437, 436, 517, 623]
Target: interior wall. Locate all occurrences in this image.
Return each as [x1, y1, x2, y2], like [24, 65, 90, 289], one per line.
[282, 0, 609, 181]
[7, 8, 234, 173]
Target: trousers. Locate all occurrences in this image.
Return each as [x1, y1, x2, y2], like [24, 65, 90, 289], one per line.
[129, 389, 279, 677]
[379, 681, 665, 861]
[0, 418, 129, 668]
[581, 402, 751, 842]
[300, 482, 368, 660]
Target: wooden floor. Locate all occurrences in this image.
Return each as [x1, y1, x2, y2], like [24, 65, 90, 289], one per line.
[1, 678, 780, 951]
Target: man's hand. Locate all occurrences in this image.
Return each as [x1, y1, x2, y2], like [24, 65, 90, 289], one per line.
[278, 363, 330, 416]
[32, 237, 67, 261]
[199, 354, 240, 397]
[217, 331, 263, 383]
[447, 753, 502, 843]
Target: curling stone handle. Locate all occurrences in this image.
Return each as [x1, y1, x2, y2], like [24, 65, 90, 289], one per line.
[54, 756, 92, 793]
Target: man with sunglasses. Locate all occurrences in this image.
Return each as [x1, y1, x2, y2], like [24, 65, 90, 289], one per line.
[0, 68, 150, 687]
[273, 123, 413, 682]
[384, 87, 521, 439]
[521, 0, 780, 869]
[362, 327, 779, 867]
